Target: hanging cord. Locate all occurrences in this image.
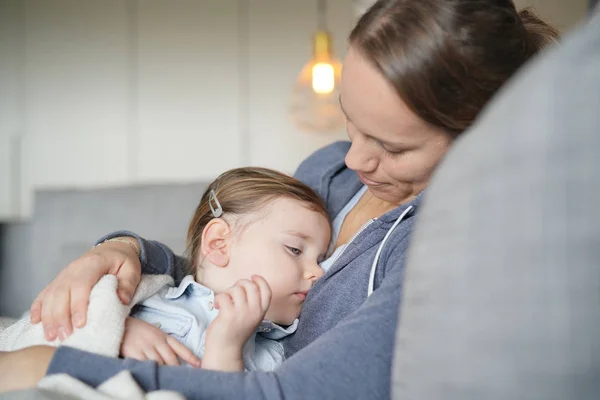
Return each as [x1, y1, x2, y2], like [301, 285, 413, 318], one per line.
[238, 0, 250, 165]
[317, 0, 327, 30]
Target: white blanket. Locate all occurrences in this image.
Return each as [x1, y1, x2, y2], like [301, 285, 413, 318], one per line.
[37, 371, 184, 400]
[0, 274, 173, 357]
[0, 274, 185, 399]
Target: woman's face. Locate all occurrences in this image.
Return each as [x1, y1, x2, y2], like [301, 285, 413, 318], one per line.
[340, 47, 452, 205]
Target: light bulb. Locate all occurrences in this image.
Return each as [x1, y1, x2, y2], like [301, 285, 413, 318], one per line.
[290, 31, 344, 133]
[312, 63, 335, 94]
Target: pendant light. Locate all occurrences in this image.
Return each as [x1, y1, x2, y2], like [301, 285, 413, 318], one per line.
[289, 0, 344, 133]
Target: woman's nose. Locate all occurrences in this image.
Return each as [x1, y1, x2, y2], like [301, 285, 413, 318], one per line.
[345, 133, 378, 173]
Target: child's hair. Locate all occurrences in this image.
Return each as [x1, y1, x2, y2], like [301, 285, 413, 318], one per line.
[186, 167, 329, 275]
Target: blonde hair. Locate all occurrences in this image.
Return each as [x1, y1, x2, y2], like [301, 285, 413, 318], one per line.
[186, 167, 329, 274]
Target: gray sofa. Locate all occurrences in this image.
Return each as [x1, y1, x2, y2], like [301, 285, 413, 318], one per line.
[0, 182, 209, 318]
[392, 5, 600, 400]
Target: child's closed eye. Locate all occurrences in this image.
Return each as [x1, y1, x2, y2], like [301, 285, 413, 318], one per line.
[285, 246, 303, 256]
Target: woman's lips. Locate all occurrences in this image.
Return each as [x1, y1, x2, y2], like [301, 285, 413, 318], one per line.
[357, 173, 386, 186]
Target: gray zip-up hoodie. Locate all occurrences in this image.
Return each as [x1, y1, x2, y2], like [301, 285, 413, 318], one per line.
[47, 141, 423, 400]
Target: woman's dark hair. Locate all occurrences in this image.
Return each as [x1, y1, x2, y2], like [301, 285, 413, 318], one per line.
[349, 0, 560, 136]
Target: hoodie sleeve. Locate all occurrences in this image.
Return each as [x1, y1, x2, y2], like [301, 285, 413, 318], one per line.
[95, 230, 188, 284]
[46, 247, 407, 399]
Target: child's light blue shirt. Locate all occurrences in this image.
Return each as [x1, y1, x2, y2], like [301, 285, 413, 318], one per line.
[131, 275, 298, 371]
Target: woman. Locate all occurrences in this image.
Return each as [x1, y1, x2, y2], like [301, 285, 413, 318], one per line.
[0, 0, 558, 397]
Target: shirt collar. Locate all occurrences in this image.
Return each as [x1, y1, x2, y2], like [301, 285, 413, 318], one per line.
[165, 275, 212, 299]
[165, 275, 299, 340]
[257, 318, 299, 340]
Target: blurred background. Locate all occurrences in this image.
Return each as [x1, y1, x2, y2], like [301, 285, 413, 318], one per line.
[0, 0, 590, 316]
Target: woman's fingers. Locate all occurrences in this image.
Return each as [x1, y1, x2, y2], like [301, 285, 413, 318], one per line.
[115, 258, 142, 305]
[29, 286, 48, 324]
[38, 292, 56, 340]
[30, 240, 143, 342]
[40, 284, 71, 341]
[37, 264, 96, 339]
[251, 275, 272, 312]
[61, 255, 111, 331]
[166, 336, 201, 367]
[52, 289, 72, 341]
[47, 265, 102, 339]
[69, 282, 93, 329]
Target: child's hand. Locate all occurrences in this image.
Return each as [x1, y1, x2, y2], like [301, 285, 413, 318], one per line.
[120, 317, 201, 367]
[202, 275, 272, 371]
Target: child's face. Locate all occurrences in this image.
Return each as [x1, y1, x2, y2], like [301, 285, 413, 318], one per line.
[226, 198, 330, 325]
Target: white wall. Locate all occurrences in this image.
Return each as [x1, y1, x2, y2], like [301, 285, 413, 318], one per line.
[0, 0, 589, 220]
[135, 0, 243, 182]
[514, 0, 589, 32]
[247, 0, 353, 169]
[0, 0, 353, 219]
[0, 0, 22, 220]
[20, 0, 132, 213]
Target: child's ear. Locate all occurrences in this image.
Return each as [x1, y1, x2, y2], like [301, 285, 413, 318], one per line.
[200, 218, 232, 267]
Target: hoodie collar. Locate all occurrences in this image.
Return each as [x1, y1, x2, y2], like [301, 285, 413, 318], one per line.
[375, 190, 424, 223]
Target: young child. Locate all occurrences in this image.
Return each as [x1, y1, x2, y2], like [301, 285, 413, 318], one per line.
[123, 167, 331, 371]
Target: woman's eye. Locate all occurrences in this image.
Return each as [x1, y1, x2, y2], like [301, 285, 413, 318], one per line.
[386, 148, 405, 155]
[382, 144, 406, 155]
[286, 246, 302, 256]
[374, 138, 405, 155]
[375, 139, 391, 151]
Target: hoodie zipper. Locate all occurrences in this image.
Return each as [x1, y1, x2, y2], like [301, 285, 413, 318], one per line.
[326, 218, 376, 268]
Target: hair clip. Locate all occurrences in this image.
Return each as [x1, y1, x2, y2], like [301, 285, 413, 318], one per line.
[209, 189, 223, 218]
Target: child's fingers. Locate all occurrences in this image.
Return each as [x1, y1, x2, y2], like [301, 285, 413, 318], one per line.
[166, 336, 201, 367]
[251, 275, 272, 312]
[236, 279, 261, 310]
[130, 350, 148, 361]
[156, 342, 180, 366]
[228, 284, 248, 308]
[143, 347, 166, 365]
[121, 347, 145, 361]
[214, 292, 234, 313]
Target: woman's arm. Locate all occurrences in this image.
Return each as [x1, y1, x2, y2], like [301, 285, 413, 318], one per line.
[0, 347, 56, 393]
[95, 230, 187, 281]
[45, 256, 406, 399]
[31, 231, 186, 341]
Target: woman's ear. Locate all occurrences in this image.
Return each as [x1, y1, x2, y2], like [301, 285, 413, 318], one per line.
[200, 219, 232, 267]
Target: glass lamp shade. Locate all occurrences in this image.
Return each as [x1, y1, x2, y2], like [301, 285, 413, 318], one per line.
[289, 31, 345, 133]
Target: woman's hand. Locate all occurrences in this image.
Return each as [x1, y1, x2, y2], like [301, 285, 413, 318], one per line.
[0, 346, 56, 393]
[30, 237, 143, 341]
[202, 275, 271, 371]
[120, 317, 201, 367]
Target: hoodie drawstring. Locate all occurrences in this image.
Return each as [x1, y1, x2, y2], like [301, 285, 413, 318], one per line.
[367, 206, 414, 297]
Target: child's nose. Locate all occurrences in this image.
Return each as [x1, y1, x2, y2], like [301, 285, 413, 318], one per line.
[305, 262, 324, 282]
